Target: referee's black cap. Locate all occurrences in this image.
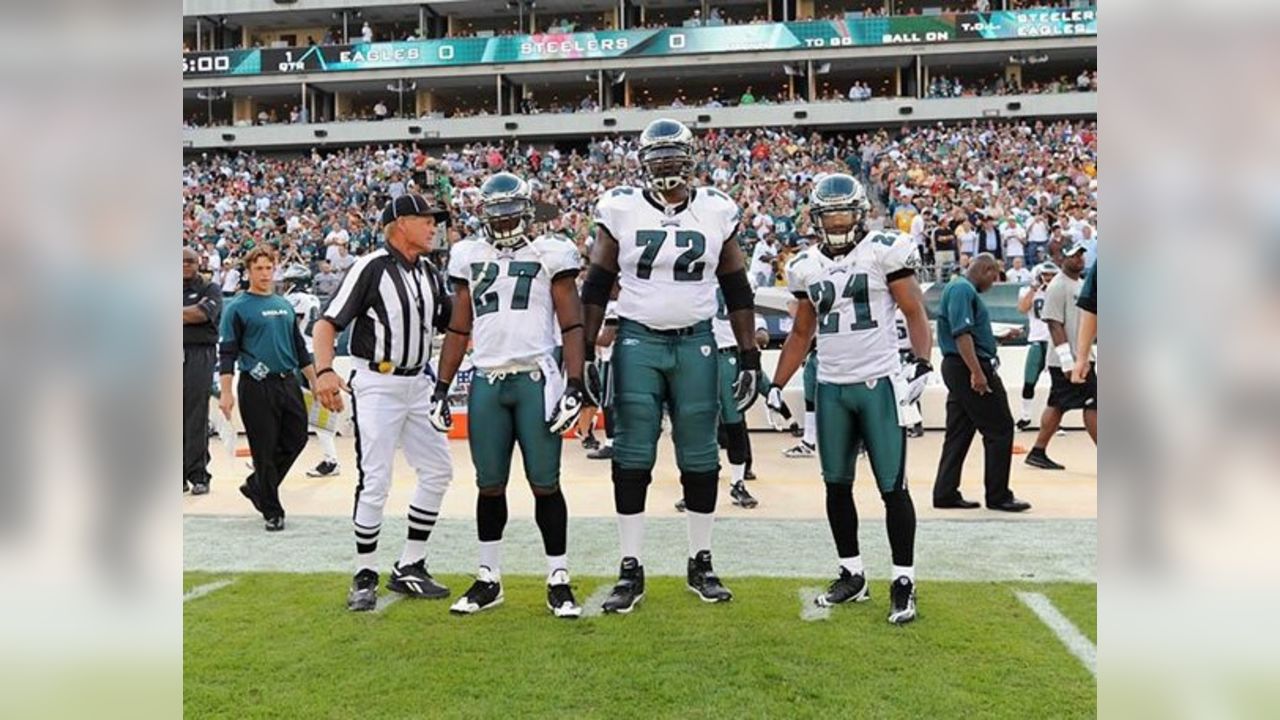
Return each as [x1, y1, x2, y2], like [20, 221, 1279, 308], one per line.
[380, 193, 450, 226]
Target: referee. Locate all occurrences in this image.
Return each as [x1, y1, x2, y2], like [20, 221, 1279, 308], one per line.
[183, 247, 222, 495]
[312, 193, 455, 612]
[218, 246, 315, 531]
[931, 254, 1031, 513]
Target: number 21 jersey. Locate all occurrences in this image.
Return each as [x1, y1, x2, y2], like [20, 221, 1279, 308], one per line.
[785, 231, 920, 384]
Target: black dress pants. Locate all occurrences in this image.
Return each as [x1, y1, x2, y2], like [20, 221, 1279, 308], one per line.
[238, 373, 308, 520]
[933, 355, 1015, 506]
[183, 345, 217, 487]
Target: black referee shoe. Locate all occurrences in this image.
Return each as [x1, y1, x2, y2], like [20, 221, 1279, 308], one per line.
[387, 559, 450, 599]
[347, 569, 378, 612]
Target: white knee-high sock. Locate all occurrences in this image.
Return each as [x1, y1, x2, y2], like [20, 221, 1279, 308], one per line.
[317, 429, 338, 462]
[618, 514, 645, 562]
[687, 511, 714, 557]
[804, 411, 817, 446]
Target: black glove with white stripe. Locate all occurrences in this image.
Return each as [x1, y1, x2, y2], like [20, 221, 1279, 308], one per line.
[733, 349, 762, 412]
[904, 354, 933, 406]
[427, 380, 453, 433]
[548, 377, 586, 435]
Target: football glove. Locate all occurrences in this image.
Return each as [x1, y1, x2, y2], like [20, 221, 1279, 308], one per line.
[765, 384, 790, 415]
[427, 380, 453, 433]
[903, 355, 933, 406]
[733, 349, 762, 412]
[584, 358, 607, 408]
[548, 377, 586, 435]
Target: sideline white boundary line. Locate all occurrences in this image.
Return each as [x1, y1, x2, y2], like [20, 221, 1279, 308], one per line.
[1016, 591, 1097, 677]
[184, 579, 235, 603]
[373, 594, 403, 614]
[580, 583, 618, 618]
[798, 587, 831, 622]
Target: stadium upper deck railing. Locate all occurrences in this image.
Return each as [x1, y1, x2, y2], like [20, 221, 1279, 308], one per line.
[183, 8, 1096, 80]
[181, 92, 1097, 150]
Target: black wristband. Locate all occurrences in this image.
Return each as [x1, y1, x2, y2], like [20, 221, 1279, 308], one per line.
[566, 376, 585, 392]
[317, 367, 336, 378]
[739, 348, 761, 371]
[433, 379, 451, 397]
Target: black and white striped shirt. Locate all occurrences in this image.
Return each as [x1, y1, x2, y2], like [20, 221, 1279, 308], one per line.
[322, 245, 450, 371]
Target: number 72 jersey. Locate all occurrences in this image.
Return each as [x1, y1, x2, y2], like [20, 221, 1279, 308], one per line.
[785, 231, 921, 385]
[594, 186, 740, 330]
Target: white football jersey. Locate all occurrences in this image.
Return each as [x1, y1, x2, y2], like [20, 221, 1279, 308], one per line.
[285, 291, 322, 353]
[893, 308, 912, 353]
[594, 186, 739, 330]
[600, 300, 619, 362]
[448, 234, 581, 370]
[1019, 285, 1050, 343]
[785, 230, 921, 385]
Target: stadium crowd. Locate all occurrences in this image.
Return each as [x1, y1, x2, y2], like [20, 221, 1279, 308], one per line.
[183, 117, 1096, 300]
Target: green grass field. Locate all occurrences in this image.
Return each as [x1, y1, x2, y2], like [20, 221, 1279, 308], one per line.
[184, 573, 1096, 719]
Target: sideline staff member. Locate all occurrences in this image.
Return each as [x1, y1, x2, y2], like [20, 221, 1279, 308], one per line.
[312, 193, 455, 612]
[932, 253, 1031, 513]
[218, 246, 315, 531]
[183, 248, 222, 495]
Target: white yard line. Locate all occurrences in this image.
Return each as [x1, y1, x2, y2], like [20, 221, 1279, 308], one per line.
[579, 583, 619, 618]
[373, 594, 403, 614]
[1016, 591, 1097, 677]
[798, 587, 831, 622]
[184, 579, 235, 603]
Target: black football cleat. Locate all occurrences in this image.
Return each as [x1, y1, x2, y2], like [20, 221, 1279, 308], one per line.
[581, 434, 600, 451]
[602, 557, 645, 614]
[1016, 418, 1033, 432]
[306, 460, 340, 477]
[450, 567, 502, 614]
[816, 567, 870, 607]
[264, 516, 285, 532]
[191, 482, 209, 495]
[347, 569, 379, 612]
[730, 481, 758, 509]
[1024, 449, 1066, 470]
[887, 576, 918, 625]
[674, 498, 687, 512]
[387, 559, 450, 599]
[687, 550, 733, 603]
[546, 569, 582, 619]
[587, 445, 614, 460]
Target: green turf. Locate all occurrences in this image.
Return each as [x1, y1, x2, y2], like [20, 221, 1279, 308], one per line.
[185, 574, 1096, 719]
[1039, 583, 1097, 644]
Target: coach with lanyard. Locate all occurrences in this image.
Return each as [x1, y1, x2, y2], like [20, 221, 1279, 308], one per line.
[312, 193, 456, 612]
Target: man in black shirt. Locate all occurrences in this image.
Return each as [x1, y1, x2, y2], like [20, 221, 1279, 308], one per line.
[183, 248, 223, 495]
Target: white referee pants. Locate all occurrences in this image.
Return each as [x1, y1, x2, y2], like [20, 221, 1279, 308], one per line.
[349, 367, 453, 530]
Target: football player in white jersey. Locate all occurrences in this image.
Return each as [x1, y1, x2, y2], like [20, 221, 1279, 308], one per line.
[429, 172, 586, 618]
[581, 119, 762, 613]
[765, 174, 932, 625]
[281, 264, 342, 477]
[676, 278, 760, 512]
[1015, 262, 1059, 431]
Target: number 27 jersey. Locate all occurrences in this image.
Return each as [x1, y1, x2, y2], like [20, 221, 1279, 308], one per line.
[785, 231, 920, 385]
[594, 186, 740, 330]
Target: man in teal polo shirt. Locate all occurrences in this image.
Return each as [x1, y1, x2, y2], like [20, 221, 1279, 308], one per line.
[931, 254, 1031, 513]
[218, 246, 316, 531]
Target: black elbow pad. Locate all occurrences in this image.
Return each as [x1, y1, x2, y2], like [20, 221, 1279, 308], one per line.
[718, 269, 754, 312]
[581, 264, 617, 308]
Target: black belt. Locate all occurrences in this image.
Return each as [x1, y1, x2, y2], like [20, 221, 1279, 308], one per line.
[367, 361, 424, 377]
[718, 347, 738, 354]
